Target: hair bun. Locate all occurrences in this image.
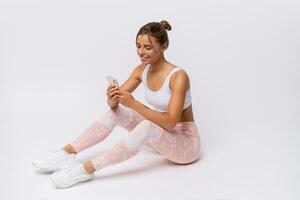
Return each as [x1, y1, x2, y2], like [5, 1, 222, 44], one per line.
[160, 20, 172, 31]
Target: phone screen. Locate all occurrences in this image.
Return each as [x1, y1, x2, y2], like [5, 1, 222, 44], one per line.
[106, 76, 119, 87]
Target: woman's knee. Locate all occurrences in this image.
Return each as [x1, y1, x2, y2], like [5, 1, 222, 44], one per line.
[98, 105, 135, 127]
[123, 120, 163, 151]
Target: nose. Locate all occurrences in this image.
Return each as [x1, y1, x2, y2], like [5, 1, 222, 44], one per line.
[137, 48, 145, 56]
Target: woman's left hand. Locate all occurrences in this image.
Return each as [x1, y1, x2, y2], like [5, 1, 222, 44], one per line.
[116, 89, 136, 108]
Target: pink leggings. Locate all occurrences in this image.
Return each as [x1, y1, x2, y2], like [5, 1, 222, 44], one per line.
[70, 105, 201, 171]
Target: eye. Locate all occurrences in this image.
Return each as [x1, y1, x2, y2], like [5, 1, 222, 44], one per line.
[144, 45, 152, 50]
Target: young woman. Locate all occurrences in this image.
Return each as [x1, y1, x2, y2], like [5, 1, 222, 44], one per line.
[32, 20, 201, 188]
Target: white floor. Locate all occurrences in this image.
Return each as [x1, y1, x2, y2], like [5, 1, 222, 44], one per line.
[0, 88, 296, 200]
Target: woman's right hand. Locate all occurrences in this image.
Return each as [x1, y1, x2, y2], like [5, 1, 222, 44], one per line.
[106, 84, 119, 107]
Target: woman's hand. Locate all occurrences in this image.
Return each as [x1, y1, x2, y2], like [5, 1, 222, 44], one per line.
[106, 84, 119, 107]
[116, 89, 136, 108]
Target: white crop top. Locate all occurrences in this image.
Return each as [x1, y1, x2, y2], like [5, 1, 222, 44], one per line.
[141, 64, 192, 112]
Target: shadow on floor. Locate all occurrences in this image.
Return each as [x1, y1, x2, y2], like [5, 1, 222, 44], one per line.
[92, 150, 204, 181]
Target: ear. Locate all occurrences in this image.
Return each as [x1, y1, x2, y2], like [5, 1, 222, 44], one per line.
[161, 42, 168, 51]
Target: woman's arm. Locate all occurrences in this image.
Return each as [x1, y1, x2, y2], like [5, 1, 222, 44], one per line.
[130, 70, 189, 132]
[118, 64, 145, 92]
[106, 64, 145, 108]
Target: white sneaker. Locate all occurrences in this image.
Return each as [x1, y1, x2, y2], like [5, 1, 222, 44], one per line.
[32, 149, 77, 172]
[51, 164, 92, 188]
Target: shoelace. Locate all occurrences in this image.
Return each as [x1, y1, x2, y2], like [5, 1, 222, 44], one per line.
[45, 150, 64, 161]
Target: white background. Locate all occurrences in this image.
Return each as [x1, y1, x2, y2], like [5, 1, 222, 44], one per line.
[0, 0, 299, 199]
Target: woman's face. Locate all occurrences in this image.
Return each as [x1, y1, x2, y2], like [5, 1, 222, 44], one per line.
[136, 34, 166, 65]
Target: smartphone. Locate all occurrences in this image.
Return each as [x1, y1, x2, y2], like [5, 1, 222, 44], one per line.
[106, 76, 119, 88]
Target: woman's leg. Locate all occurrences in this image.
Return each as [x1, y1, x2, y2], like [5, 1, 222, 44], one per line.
[67, 104, 145, 154]
[32, 104, 145, 173]
[51, 121, 201, 188]
[85, 120, 163, 172]
[51, 120, 163, 188]
[84, 122, 201, 173]
[147, 122, 201, 164]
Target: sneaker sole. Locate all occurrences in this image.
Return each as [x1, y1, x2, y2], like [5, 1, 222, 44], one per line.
[32, 160, 58, 173]
[51, 172, 92, 189]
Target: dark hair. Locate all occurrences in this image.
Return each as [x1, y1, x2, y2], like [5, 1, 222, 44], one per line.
[136, 20, 172, 46]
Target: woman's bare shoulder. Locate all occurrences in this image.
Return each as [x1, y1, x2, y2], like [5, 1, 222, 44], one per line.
[169, 69, 190, 91]
[131, 64, 148, 81]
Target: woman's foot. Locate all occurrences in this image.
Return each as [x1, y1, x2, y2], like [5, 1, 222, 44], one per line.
[51, 164, 93, 188]
[32, 149, 77, 173]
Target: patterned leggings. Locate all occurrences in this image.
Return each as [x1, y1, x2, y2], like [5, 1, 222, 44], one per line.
[70, 104, 201, 171]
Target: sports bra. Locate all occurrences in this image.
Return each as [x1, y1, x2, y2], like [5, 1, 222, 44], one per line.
[141, 64, 192, 112]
